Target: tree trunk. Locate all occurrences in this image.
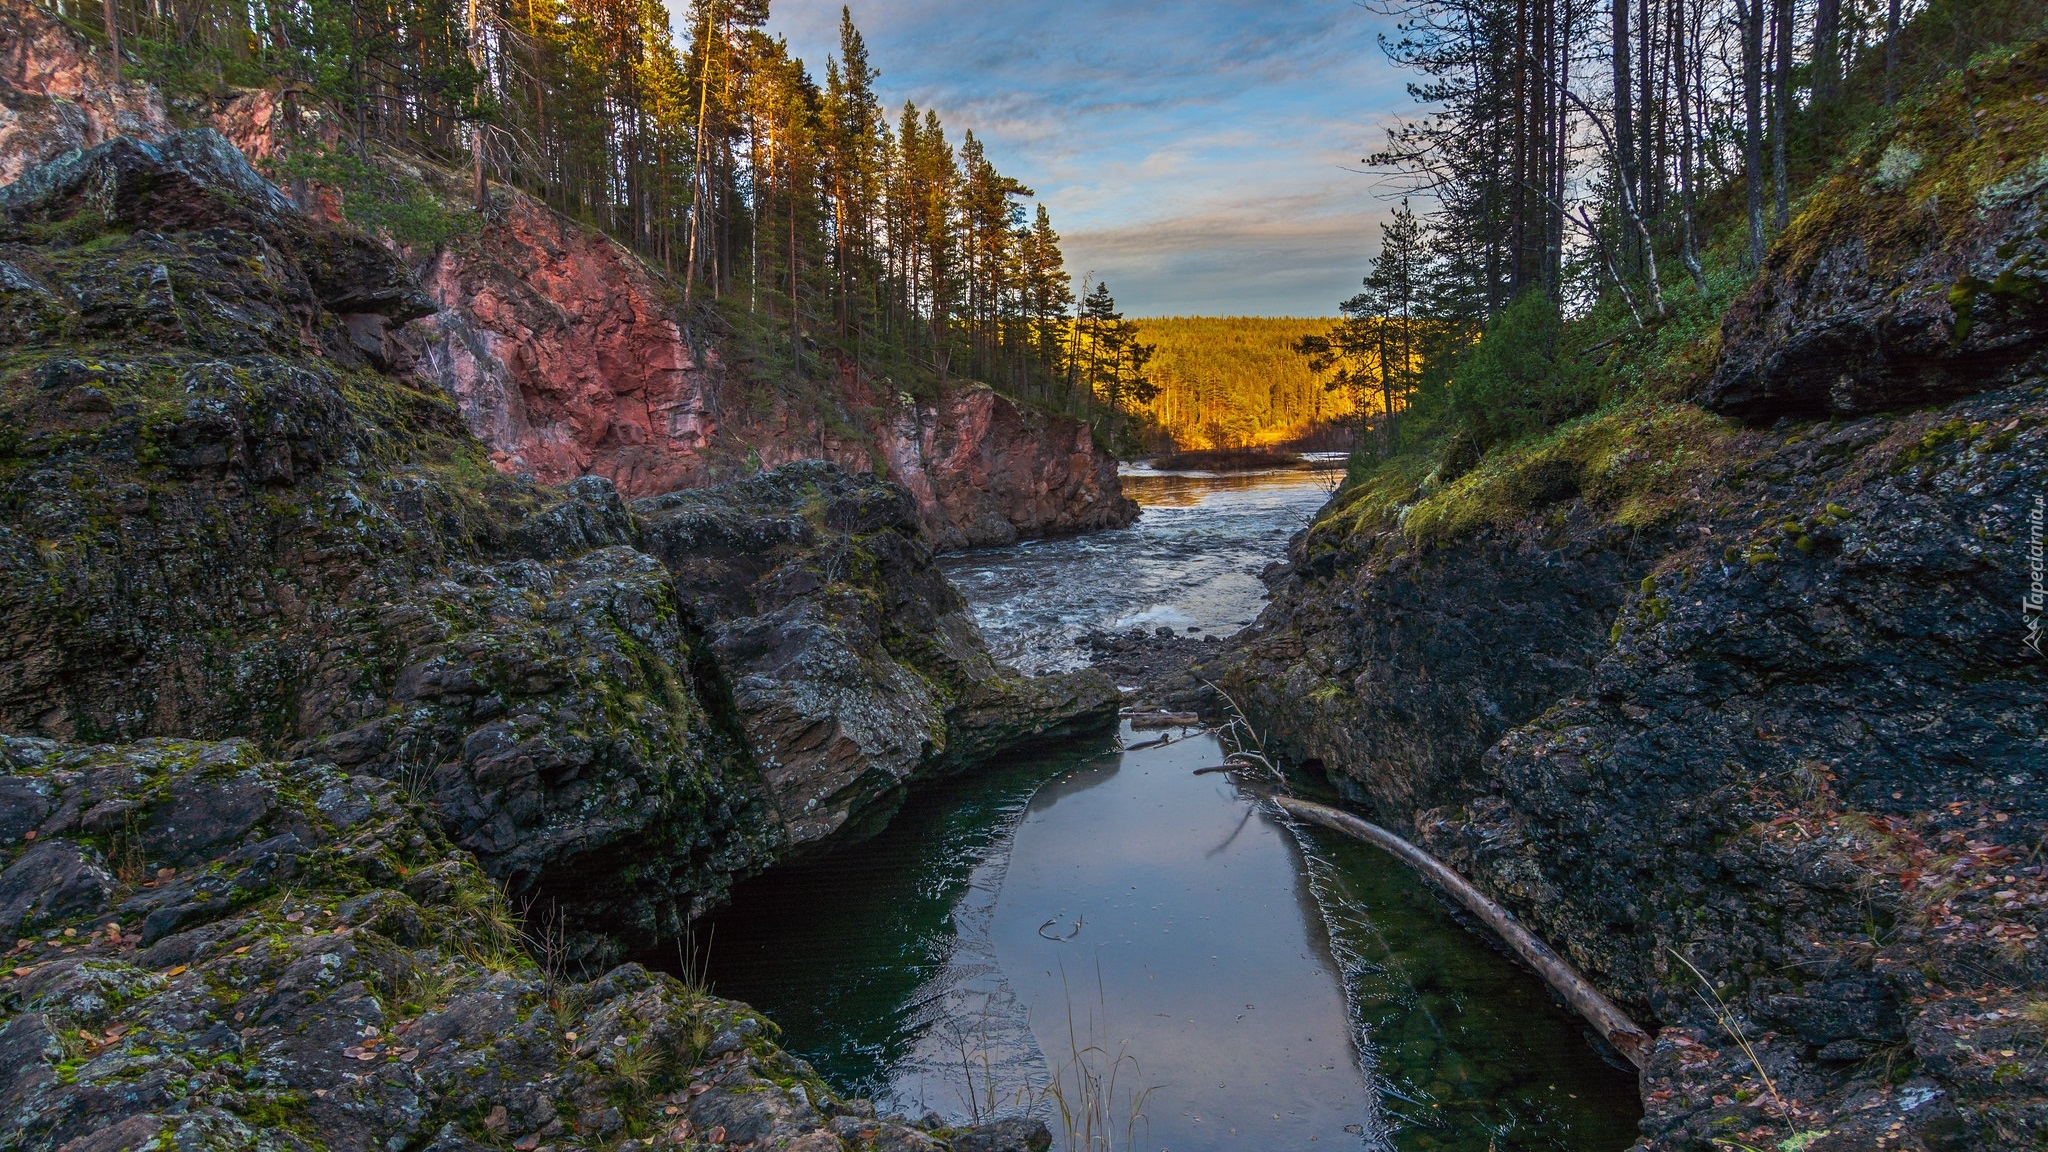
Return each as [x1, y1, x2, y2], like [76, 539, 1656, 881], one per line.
[1770, 0, 1791, 231]
[1884, 0, 1903, 105]
[1675, 0, 1708, 291]
[1743, 0, 1766, 269]
[101, 0, 120, 83]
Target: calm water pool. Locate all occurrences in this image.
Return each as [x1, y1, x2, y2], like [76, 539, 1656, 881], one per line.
[695, 471, 1641, 1150]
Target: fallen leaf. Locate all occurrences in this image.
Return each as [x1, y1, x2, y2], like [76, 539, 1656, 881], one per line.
[285, 911, 304, 923]
[233, 946, 250, 955]
[707, 1125, 726, 1143]
[21, 831, 34, 841]
[10, 967, 29, 978]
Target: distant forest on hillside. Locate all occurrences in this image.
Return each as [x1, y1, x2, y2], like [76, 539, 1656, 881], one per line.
[1126, 318, 1357, 452]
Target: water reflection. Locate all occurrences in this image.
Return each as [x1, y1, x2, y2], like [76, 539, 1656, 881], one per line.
[990, 727, 1381, 1151]
[698, 467, 1642, 1151]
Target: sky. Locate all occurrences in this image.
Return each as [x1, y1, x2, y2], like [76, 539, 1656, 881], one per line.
[666, 0, 1419, 318]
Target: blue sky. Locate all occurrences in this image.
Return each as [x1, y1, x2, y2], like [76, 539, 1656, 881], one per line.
[672, 0, 1417, 317]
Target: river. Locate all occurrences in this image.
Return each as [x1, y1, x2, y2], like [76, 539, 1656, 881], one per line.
[698, 464, 1641, 1152]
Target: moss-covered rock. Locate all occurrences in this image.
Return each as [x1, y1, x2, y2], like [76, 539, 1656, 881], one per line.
[1707, 41, 2048, 419]
[0, 735, 1052, 1152]
[1217, 375, 2048, 1148]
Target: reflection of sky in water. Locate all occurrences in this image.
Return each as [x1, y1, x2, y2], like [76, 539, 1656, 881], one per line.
[991, 727, 1383, 1151]
[940, 469, 1337, 674]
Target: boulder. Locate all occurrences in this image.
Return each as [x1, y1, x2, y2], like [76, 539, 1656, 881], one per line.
[1704, 44, 2048, 419]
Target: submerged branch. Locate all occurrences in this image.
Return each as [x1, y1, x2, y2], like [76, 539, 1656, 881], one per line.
[1268, 795, 1652, 1070]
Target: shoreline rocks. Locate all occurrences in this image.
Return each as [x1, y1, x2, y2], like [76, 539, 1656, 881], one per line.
[0, 735, 1055, 1152]
[1218, 385, 2047, 1151]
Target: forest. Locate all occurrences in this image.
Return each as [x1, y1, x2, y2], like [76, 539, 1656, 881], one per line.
[1126, 317, 1356, 452]
[1306, 0, 2047, 481]
[28, 0, 1168, 444]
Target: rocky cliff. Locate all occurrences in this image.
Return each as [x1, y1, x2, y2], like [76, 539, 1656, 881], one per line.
[392, 191, 1134, 551]
[0, 1, 166, 185]
[1218, 45, 2048, 1152]
[0, 0, 1136, 552]
[0, 129, 1115, 972]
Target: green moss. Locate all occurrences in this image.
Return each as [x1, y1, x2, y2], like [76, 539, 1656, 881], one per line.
[1774, 39, 2048, 299]
[1896, 418, 1984, 467]
[1379, 400, 1740, 547]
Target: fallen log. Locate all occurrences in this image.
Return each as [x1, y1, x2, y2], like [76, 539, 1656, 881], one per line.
[1129, 711, 1201, 729]
[1269, 795, 1651, 1070]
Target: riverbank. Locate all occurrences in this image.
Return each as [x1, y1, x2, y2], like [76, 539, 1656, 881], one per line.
[0, 129, 1115, 1152]
[1206, 50, 2048, 1147]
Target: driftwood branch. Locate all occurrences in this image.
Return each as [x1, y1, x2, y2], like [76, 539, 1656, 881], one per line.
[1269, 795, 1651, 1070]
[1128, 711, 1201, 729]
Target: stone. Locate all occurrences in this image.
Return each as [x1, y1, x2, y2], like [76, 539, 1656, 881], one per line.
[0, 840, 112, 938]
[0, 1, 171, 186]
[1703, 47, 2048, 419]
[950, 1117, 1055, 1152]
[0, 736, 992, 1152]
[1220, 373, 2048, 1147]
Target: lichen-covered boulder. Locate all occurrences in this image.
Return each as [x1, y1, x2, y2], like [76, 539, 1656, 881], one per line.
[1705, 43, 2048, 419]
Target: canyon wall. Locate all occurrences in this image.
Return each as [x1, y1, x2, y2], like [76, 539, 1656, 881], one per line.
[0, 0, 1136, 552]
[394, 188, 1134, 550]
[1215, 46, 2048, 1152]
[0, 129, 1116, 958]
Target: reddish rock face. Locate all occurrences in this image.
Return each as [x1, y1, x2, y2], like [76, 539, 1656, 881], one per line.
[396, 193, 719, 496]
[874, 383, 1137, 551]
[0, 0, 170, 184]
[398, 188, 1135, 549]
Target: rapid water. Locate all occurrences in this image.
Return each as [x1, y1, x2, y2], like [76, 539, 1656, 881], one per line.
[699, 466, 1641, 1151]
[935, 461, 1344, 673]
